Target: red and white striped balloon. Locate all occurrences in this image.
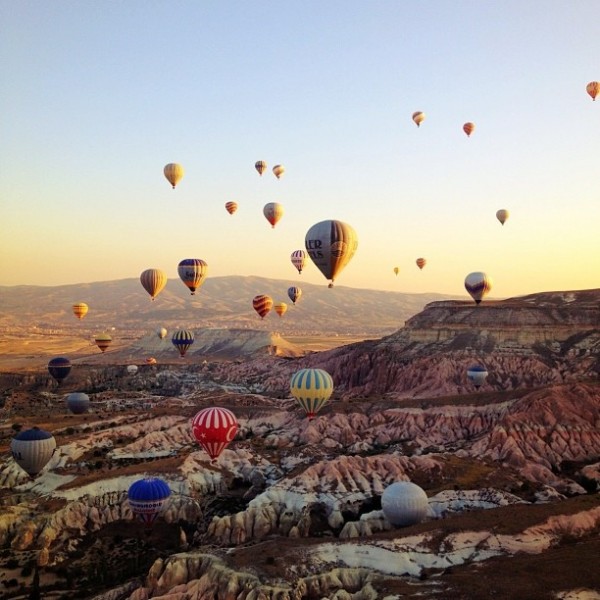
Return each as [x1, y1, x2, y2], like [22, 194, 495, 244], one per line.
[191, 407, 238, 460]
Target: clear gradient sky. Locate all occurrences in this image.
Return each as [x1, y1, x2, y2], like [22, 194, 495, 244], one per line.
[1, 1, 599, 298]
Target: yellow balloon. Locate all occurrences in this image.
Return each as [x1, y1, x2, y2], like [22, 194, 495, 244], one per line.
[412, 111, 425, 127]
[393, 267, 399, 276]
[274, 302, 288, 317]
[163, 163, 184, 189]
[272, 164, 285, 179]
[72, 302, 88, 320]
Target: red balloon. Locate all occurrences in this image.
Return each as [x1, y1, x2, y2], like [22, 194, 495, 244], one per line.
[191, 407, 238, 460]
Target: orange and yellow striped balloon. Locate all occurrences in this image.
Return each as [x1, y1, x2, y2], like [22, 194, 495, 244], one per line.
[252, 294, 273, 319]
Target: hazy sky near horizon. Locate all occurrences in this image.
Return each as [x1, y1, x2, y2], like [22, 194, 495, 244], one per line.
[1, 1, 599, 299]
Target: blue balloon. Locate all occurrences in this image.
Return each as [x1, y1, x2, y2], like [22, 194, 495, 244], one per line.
[127, 478, 171, 526]
[48, 357, 71, 383]
[66, 392, 90, 414]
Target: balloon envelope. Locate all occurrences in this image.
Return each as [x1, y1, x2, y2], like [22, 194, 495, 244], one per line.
[171, 330, 194, 357]
[140, 269, 167, 301]
[412, 111, 425, 127]
[382, 481, 428, 527]
[48, 357, 71, 383]
[291, 250, 306, 274]
[274, 302, 288, 317]
[177, 259, 208, 295]
[66, 392, 90, 414]
[467, 364, 488, 388]
[416, 258, 426, 270]
[272, 164, 285, 178]
[586, 81, 599, 101]
[225, 201, 238, 215]
[94, 333, 112, 352]
[191, 407, 238, 460]
[496, 209, 509, 225]
[255, 160, 267, 176]
[128, 477, 171, 526]
[157, 327, 168, 340]
[11, 428, 56, 477]
[464, 272, 493, 304]
[287, 286, 302, 305]
[163, 163, 184, 188]
[305, 220, 358, 287]
[253, 295, 273, 318]
[127, 364, 138, 375]
[72, 302, 88, 320]
[393, 267, 399, 276]
[463, 122, 475, 137]
[290, 368, 334, 419]
[263, 202, 284, 228]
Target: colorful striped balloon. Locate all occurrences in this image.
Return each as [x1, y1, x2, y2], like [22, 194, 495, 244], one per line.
[274, 301, 288, 317]
[94, 332, 112, 352]
[72, 302, 88, 320]
[171, 330, 194, 357]
[290, 368, 334, 420]
[177, 258, 208, 295]
[252, 294, 273, 318]
[290, 250, 306, 274]
[287, 286, 302, 305]
[11, 427, 56, 477]
[225, 201, 238, 215]
[416, 258, 426, 270]
[140, 268, 167, 301]
[191, 407, 238, 460]
[255, 160, 267, 176]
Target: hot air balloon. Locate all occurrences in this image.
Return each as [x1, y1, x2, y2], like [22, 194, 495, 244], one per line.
[416, 258, 426, 270]
[66, 392, 90, 414]
[140, 269, 167, 301]
[272, 164, 285, 179]
[157, 327, 167, 340]
[412, 111, 425, 127]
[94, 332, 112, 353]
[72, 302, 88, 320]
[191, 407, 238, 460]
[146, 357, 157, 365]
[381, 481, 428, 527]
[463, 122, 475, 137]
[177, 259, 208, 295]
[274, 302, 288, 317]
[496, 209, 509, 225]
[291, 250, 306, 274]
[393, 267, 399, 276]
[252, 295, 273, 319]
[127, 364, 138, 375]
[163, 163, 184, 189]
[467, 364, 488, 389]
[287, 286, 302, 305]
[255, 160, 267, 176]
[305, 220, 358, 287]
[586, 81, 599, 101]
[48, 357, 71, 384]
[11, 428, 56, 478]
[263, 202, 284, 228]
[290, 368, 334, 419]
[128, 478, 171, 526]
[225, 201, 238, 215]
[464, 272, 493, 304]
[172, 330, 194, 357]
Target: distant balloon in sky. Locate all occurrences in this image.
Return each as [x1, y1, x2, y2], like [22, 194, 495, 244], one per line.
[287, 286, 302, 305]
[496, 209, 509, 225]
[127, 364, 138, 375]
[416, 258, 426, 270]
[412, 111, 425, 127]
[272, 164, 285, 179]
[463, 122, 475, 137]
[157, 327, 167, 340]
[305, 220, 358, 287]
[72, 302, 88, 320]
[290, 368, 334, 420]
[253, 294, 273, 319]
[163, 163, 184, 189]
[191, 407, 238, 461]
[225, 201, 238, 215]
[255, 160, 267, 176]
[586, 81, 599, 101]
[291, 250, 306, 274]
[274, 301, 288, 317]
[66, 392, 90, 414]
[263, 202, 284, 228]
[140, 268, 167, 301]
[467, 364, 488, 389]
[393, 267, 399, 276]
[172, 330, 194, 357]
[177, 259, 208, 295]
[48, 357, 71, 384]
[381, 481, 428, 527]
[128, 477, 171, 526]
[94, 332, 112, 353]
[11, 427, 56, 478]
[464, 272, 493, 304]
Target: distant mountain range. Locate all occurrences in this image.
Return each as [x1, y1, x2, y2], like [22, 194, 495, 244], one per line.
[0, 276, 459, 336]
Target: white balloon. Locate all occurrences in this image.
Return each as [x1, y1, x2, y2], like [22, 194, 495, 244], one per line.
[381, 481, 428, 527]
